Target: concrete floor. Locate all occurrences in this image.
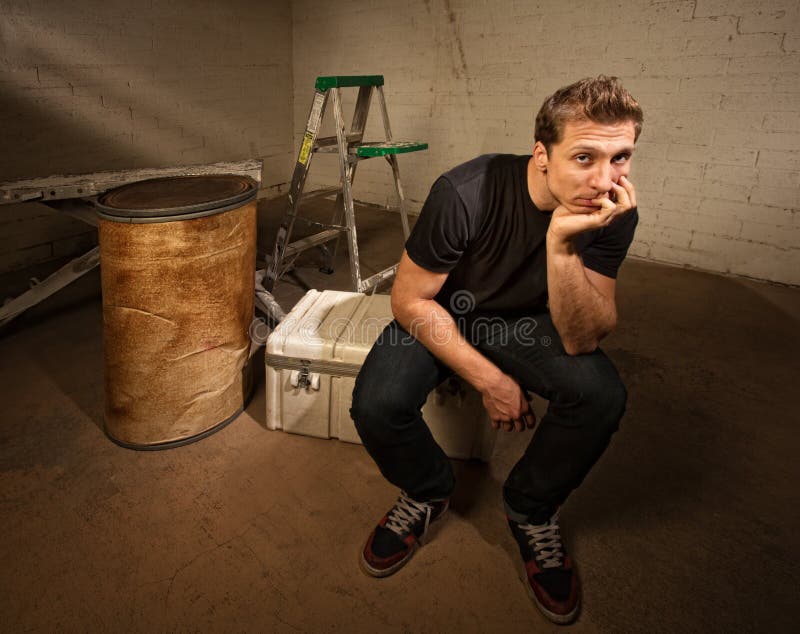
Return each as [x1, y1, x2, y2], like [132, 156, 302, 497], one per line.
[1, 198, 799, 632]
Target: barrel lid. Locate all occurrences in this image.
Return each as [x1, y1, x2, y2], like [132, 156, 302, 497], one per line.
[96, 174, 257, 222]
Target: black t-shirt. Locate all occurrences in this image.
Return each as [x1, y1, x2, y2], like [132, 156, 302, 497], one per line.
[405, 154, 638, 317]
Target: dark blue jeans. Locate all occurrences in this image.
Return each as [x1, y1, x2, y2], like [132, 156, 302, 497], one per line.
[350, 313, 627, 523]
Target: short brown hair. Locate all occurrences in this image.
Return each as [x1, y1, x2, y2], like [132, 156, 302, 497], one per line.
[534, 75, 643, 151]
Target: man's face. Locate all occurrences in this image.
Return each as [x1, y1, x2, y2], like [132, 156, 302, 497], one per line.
[539, 119, 636, 213]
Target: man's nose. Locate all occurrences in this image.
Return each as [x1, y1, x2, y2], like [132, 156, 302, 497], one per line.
[590, 163, 614, 193]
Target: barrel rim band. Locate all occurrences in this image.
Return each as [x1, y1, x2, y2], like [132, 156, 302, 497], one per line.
[95, 174, 258, 219]
[103, 375, 255, 451]
[104, 406, 241, 450]
[96, 189, 257, 223]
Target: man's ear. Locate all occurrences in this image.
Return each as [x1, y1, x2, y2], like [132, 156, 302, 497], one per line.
[532, 141, 549, 173]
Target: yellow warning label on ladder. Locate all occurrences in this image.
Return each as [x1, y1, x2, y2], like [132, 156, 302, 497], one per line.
[298, 131, 314, 165]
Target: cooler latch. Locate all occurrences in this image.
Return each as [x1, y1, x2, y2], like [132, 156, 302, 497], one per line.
[290, 367, 321, 391]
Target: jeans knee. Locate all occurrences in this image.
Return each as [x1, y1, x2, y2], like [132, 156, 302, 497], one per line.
[551, 366, 627, 434]
[350, 378, 375, 430]
[583, 374, 627, 432]
[350, 375, 414, 444]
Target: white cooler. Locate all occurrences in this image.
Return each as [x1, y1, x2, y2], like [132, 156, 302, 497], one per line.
[265, 290, 496, 460]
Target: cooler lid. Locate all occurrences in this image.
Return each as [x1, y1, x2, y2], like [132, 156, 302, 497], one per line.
[335, 293, 393, 363]
[96, 174, 257, 222]
[266, 290, 394, 365]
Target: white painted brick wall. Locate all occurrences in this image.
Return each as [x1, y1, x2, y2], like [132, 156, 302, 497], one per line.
[291, 0, 800, 285]
[0, 0, 294, 276]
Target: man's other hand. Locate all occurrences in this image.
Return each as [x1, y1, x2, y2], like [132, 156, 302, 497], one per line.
[482, 374, 537, 432]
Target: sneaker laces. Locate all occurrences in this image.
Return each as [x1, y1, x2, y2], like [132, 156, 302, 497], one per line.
[521, 512, 564, 569]
[384, 491, 435, 539]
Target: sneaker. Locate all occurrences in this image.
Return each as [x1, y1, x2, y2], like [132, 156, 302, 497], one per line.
[360, 491, 449, 578]
[508, 511, 580, 624]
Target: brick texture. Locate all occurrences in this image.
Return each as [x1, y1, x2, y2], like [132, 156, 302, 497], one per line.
[3, 1, 798, 285]
[291, 0, 800, 285]
[0, 0, 293, 276]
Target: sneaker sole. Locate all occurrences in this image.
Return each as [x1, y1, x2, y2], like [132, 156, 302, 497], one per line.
[359, 541, 420, 578]
[519, 564, 580, 625]
[359, 505, 449, 579]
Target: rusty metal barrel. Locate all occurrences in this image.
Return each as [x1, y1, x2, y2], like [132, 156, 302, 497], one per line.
[96, 174, 257, 449]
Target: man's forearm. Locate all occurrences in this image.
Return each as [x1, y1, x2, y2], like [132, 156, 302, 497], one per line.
[392, 299, 503, 392]
[546, 233, 616, 355]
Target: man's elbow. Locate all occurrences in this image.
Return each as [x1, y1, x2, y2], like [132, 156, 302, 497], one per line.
[391, 291, 422, 330]
[562, 321, 616, 356]
[390, 291, 408, 324]
[562, 338, 599, 356]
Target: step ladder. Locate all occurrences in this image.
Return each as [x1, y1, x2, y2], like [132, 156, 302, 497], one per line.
[264, 75, 428, 295]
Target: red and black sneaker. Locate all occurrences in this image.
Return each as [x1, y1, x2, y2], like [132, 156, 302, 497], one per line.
[360, 491, 449, 578]
[508, 511, 580, 625]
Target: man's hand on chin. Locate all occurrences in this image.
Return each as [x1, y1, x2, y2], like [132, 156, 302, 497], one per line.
[547, 175, 637, 247]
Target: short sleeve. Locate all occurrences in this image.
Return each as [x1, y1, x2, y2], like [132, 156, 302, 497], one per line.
[405, 176, 470, 273]
[579, 208, 639, 279]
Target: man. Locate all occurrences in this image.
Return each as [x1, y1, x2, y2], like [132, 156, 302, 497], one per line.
[350, 76, 642, 625]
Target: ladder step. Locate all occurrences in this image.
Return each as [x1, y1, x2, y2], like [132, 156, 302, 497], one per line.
[315, 75, 384, 91]
[314, 133, 362, 150]
[284, 228, 344, 259]
[354, 141, 428, 157]
[296, 187, 341, 202]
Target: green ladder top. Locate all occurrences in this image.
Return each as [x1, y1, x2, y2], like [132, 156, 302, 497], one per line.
[315, 75, 384, 91]
[355, 141, 428, 157]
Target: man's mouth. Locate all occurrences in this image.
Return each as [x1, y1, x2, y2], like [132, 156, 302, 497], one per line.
[575, 192, 610, 207]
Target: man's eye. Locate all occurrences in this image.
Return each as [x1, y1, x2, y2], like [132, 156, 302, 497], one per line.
[576, 155, 590, 163]
[613, 154, 630, 164]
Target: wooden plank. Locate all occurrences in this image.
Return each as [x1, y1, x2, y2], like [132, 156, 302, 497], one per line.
[0, 159, 263, 206]
[0, 247, 100, 328]
[44, 200, 99, 227]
